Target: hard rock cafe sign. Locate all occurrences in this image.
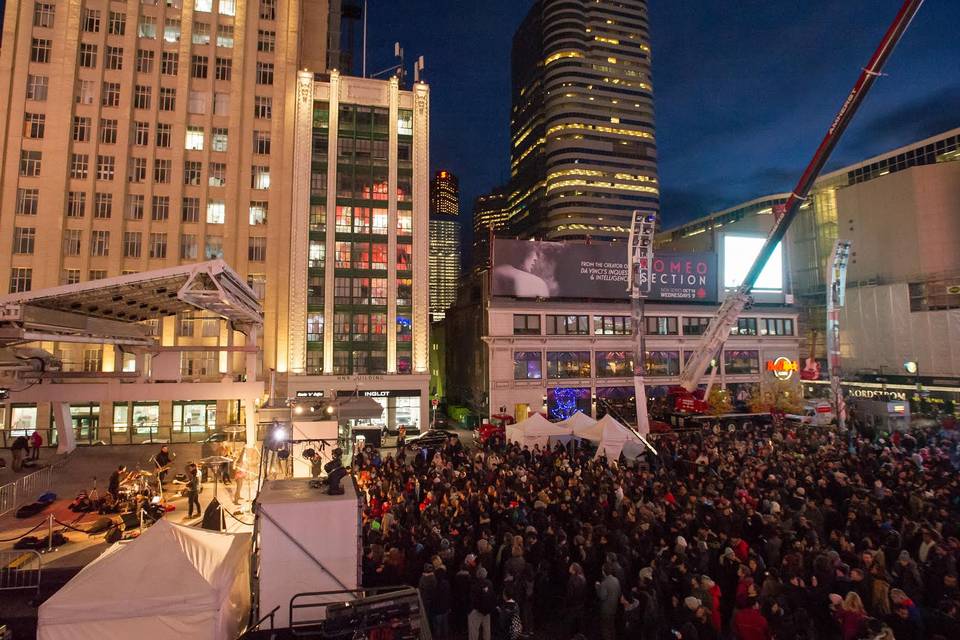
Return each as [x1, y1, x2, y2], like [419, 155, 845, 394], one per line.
[766, 357, 799, 381]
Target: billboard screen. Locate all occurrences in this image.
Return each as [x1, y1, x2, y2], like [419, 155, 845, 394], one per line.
[722, 235, 784, 291]
[491, 239, 717, 301]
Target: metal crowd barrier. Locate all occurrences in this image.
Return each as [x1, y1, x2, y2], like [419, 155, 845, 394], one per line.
[0, 550, 42, 596]
[0, 457, 63, 518]
[0, 483, 15, 518]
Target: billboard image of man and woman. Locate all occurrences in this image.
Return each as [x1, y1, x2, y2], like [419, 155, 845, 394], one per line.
[491, 238, 717, 302]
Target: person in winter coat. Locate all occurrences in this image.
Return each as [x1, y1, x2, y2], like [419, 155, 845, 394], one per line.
[885, 603, 922, 640]
[419, 563, 439, 634]
[563, 562, 587, 636]
[701, 575, 722, 632]
[494, 591, 522, 640]
[469, 567, 496, 640]
[432, 562, 452, 639]
[453, 555, 477, 632]
[831, 592, 867, 640]
[29, 430, 42, 460]
[595, 563, 621, 640]
[891, 550, 924, 602]
[732, 597, 772, 640]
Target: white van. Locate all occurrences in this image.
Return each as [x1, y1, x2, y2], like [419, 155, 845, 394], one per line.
[787, 401, 836, 427]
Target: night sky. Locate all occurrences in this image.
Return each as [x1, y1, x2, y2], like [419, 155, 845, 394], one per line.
[366, 0, 960, 237]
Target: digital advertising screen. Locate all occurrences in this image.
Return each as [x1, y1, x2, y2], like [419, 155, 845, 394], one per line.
[722, 235, 784, 292]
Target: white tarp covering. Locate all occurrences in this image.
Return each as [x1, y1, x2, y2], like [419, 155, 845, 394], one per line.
[573, 414, 644, 460]
[38, 520, 251, 640]
[506, 413, 572, 449]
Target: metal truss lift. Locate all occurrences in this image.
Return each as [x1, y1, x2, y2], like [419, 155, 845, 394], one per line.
[670, 0, 924, 403]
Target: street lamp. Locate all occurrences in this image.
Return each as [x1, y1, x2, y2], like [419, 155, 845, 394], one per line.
[904, 361, 922, 416]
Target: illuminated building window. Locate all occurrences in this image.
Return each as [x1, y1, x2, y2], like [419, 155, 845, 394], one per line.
[206, 200, 225, 224]
[185, 126, 205, 150]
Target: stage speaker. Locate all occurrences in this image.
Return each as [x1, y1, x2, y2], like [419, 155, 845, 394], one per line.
[120, 511, 141, 529]
[201, 497, 224, 531]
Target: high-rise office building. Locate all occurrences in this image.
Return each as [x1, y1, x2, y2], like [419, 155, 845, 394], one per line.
[471, 186, 509, 275]
[0, 0, 331, 379]
[509, 0, 659, 241]
[286, 71, 432, 429]
[0, 1, 434, 433]
[429, 170, 460, 320]
[430, 170, 459, 217]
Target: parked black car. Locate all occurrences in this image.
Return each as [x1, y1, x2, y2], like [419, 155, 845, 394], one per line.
[405, 429, 459, 453]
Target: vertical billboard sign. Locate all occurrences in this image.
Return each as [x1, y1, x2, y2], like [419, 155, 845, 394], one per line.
[491, 239, 717, 302]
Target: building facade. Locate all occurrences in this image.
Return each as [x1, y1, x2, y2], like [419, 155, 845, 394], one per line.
[0, 1, 434, 439]
[429, 170, 460, 321]
[508, 0, 658, 241]
[657, 129, 960, 412]
[285, 71, 431, 432]
[487, 299, 799, 423]
[445, 280, 800, 423]
[445, 237, 801, 422]
[0, 0, 334, 439]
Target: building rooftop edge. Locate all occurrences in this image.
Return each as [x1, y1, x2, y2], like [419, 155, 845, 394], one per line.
[660, 126, 960, 235]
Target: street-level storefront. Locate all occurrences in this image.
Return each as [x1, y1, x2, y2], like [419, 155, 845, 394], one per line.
[0, 398, 250, 448]
[803, 377, 960, 417]
[489, 333, 801, 424]
[287, 374, 430, 446]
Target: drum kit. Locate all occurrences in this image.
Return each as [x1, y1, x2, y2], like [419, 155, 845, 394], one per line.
[109, 467, 164, 518]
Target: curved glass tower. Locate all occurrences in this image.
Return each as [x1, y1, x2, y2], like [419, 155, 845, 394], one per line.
[509, 0, 659, 241]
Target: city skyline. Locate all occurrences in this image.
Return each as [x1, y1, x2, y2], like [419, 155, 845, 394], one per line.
[365, 0, 960, 235]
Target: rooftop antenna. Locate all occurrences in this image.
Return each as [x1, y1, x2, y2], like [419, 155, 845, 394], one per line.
[413, 55, 425, 83]
[370, 41, 404, 83]
[395, 42, 405, 87]
[362, 0, 368, 78]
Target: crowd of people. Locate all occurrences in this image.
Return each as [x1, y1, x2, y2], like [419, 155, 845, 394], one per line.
[354, 421, 960, 640]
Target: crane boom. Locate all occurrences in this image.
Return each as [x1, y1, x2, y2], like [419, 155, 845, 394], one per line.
[678, 0, 924, 392]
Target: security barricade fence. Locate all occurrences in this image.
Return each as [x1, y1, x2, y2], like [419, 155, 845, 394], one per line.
[0, 550, 42, 595]
[0, 454, 68, 518]
[0, 483, 15, 519]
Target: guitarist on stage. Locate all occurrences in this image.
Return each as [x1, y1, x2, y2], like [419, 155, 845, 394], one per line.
[153, 445, 175, 483]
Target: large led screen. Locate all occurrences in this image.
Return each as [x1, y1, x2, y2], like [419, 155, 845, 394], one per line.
[491, 239, 717, 301]
[723, 235, 783, 291]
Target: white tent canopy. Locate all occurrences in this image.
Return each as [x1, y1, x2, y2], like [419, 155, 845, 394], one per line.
[573, 414, 645, 460]
[556, 411, 596, 432]
[38, 519, 251, 640]
[506, 413, 572, 449]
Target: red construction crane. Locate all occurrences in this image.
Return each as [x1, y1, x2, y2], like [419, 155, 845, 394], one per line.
[673, 0, 925, 399]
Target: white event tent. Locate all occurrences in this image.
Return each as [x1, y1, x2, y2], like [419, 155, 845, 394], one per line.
[556, 411, 597, 432]
[573, 414, 646, 460]
[38, 519, 251, 640]
[506, 413, 572, 449]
